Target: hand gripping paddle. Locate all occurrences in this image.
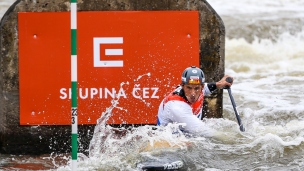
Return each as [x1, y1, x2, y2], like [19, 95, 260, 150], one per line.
[225, 77, 245, 132]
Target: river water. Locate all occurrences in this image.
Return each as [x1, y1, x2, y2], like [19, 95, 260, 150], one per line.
[1, 0, 304, 170]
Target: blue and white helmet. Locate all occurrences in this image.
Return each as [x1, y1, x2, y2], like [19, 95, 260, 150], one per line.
[181, 66, 205, 85]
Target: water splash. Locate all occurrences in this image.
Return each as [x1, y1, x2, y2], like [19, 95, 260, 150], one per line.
[133, 73, 152, 106]
[88, 73, 155, 160]
[89, 81, 129, 158]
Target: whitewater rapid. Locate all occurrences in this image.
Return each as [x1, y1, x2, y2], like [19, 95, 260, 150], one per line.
[1, 0, 304, 170]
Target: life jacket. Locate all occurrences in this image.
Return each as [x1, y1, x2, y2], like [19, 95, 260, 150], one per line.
[162, 86, 204, 116]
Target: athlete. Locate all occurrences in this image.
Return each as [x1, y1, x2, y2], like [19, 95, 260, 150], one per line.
[157, 66, 233, 136]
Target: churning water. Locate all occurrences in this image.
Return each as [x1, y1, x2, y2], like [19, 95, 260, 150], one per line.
[1, 0, 304, 170]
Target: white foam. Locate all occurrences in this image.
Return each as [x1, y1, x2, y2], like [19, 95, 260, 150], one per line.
[207, 0, 304, 18]
[1, 0, 303, 169]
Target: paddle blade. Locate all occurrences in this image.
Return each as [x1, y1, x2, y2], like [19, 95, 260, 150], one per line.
[240, 124, 245, 132]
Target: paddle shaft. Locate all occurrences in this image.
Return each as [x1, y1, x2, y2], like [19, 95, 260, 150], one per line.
[225, 77, 245, 132]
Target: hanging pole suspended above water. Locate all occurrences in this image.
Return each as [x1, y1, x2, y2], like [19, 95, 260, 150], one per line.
[70, 0, 78, 170]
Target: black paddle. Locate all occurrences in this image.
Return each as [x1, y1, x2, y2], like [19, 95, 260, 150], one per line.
[224, 77, 245, 132]
[138, 160, 184, 171]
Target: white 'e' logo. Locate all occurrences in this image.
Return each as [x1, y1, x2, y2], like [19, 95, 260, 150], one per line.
[93, 37, 123, 67]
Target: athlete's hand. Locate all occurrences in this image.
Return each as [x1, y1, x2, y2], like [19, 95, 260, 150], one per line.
[216, 75, 233, 89]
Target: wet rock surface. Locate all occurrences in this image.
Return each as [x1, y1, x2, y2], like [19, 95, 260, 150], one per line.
[0, 0, 224, 154]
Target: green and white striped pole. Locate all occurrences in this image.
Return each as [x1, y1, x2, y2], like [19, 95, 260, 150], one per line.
[70, 0, 78, 170]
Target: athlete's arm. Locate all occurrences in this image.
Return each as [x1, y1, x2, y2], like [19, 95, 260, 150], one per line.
[203, 83, 217, 96]
[160, 100, 215, 137]
[166, 101, 204, 132]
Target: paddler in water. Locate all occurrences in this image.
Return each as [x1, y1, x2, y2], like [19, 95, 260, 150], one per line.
[157, 66, 233, 136]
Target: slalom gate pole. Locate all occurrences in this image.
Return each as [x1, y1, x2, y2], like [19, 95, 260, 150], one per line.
[70, 0, 78, 170]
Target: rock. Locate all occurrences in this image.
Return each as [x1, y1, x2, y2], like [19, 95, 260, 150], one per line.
[0, 0, 225, 154]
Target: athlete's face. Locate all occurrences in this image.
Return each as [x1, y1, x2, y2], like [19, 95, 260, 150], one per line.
[182, 84, 203, 104]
